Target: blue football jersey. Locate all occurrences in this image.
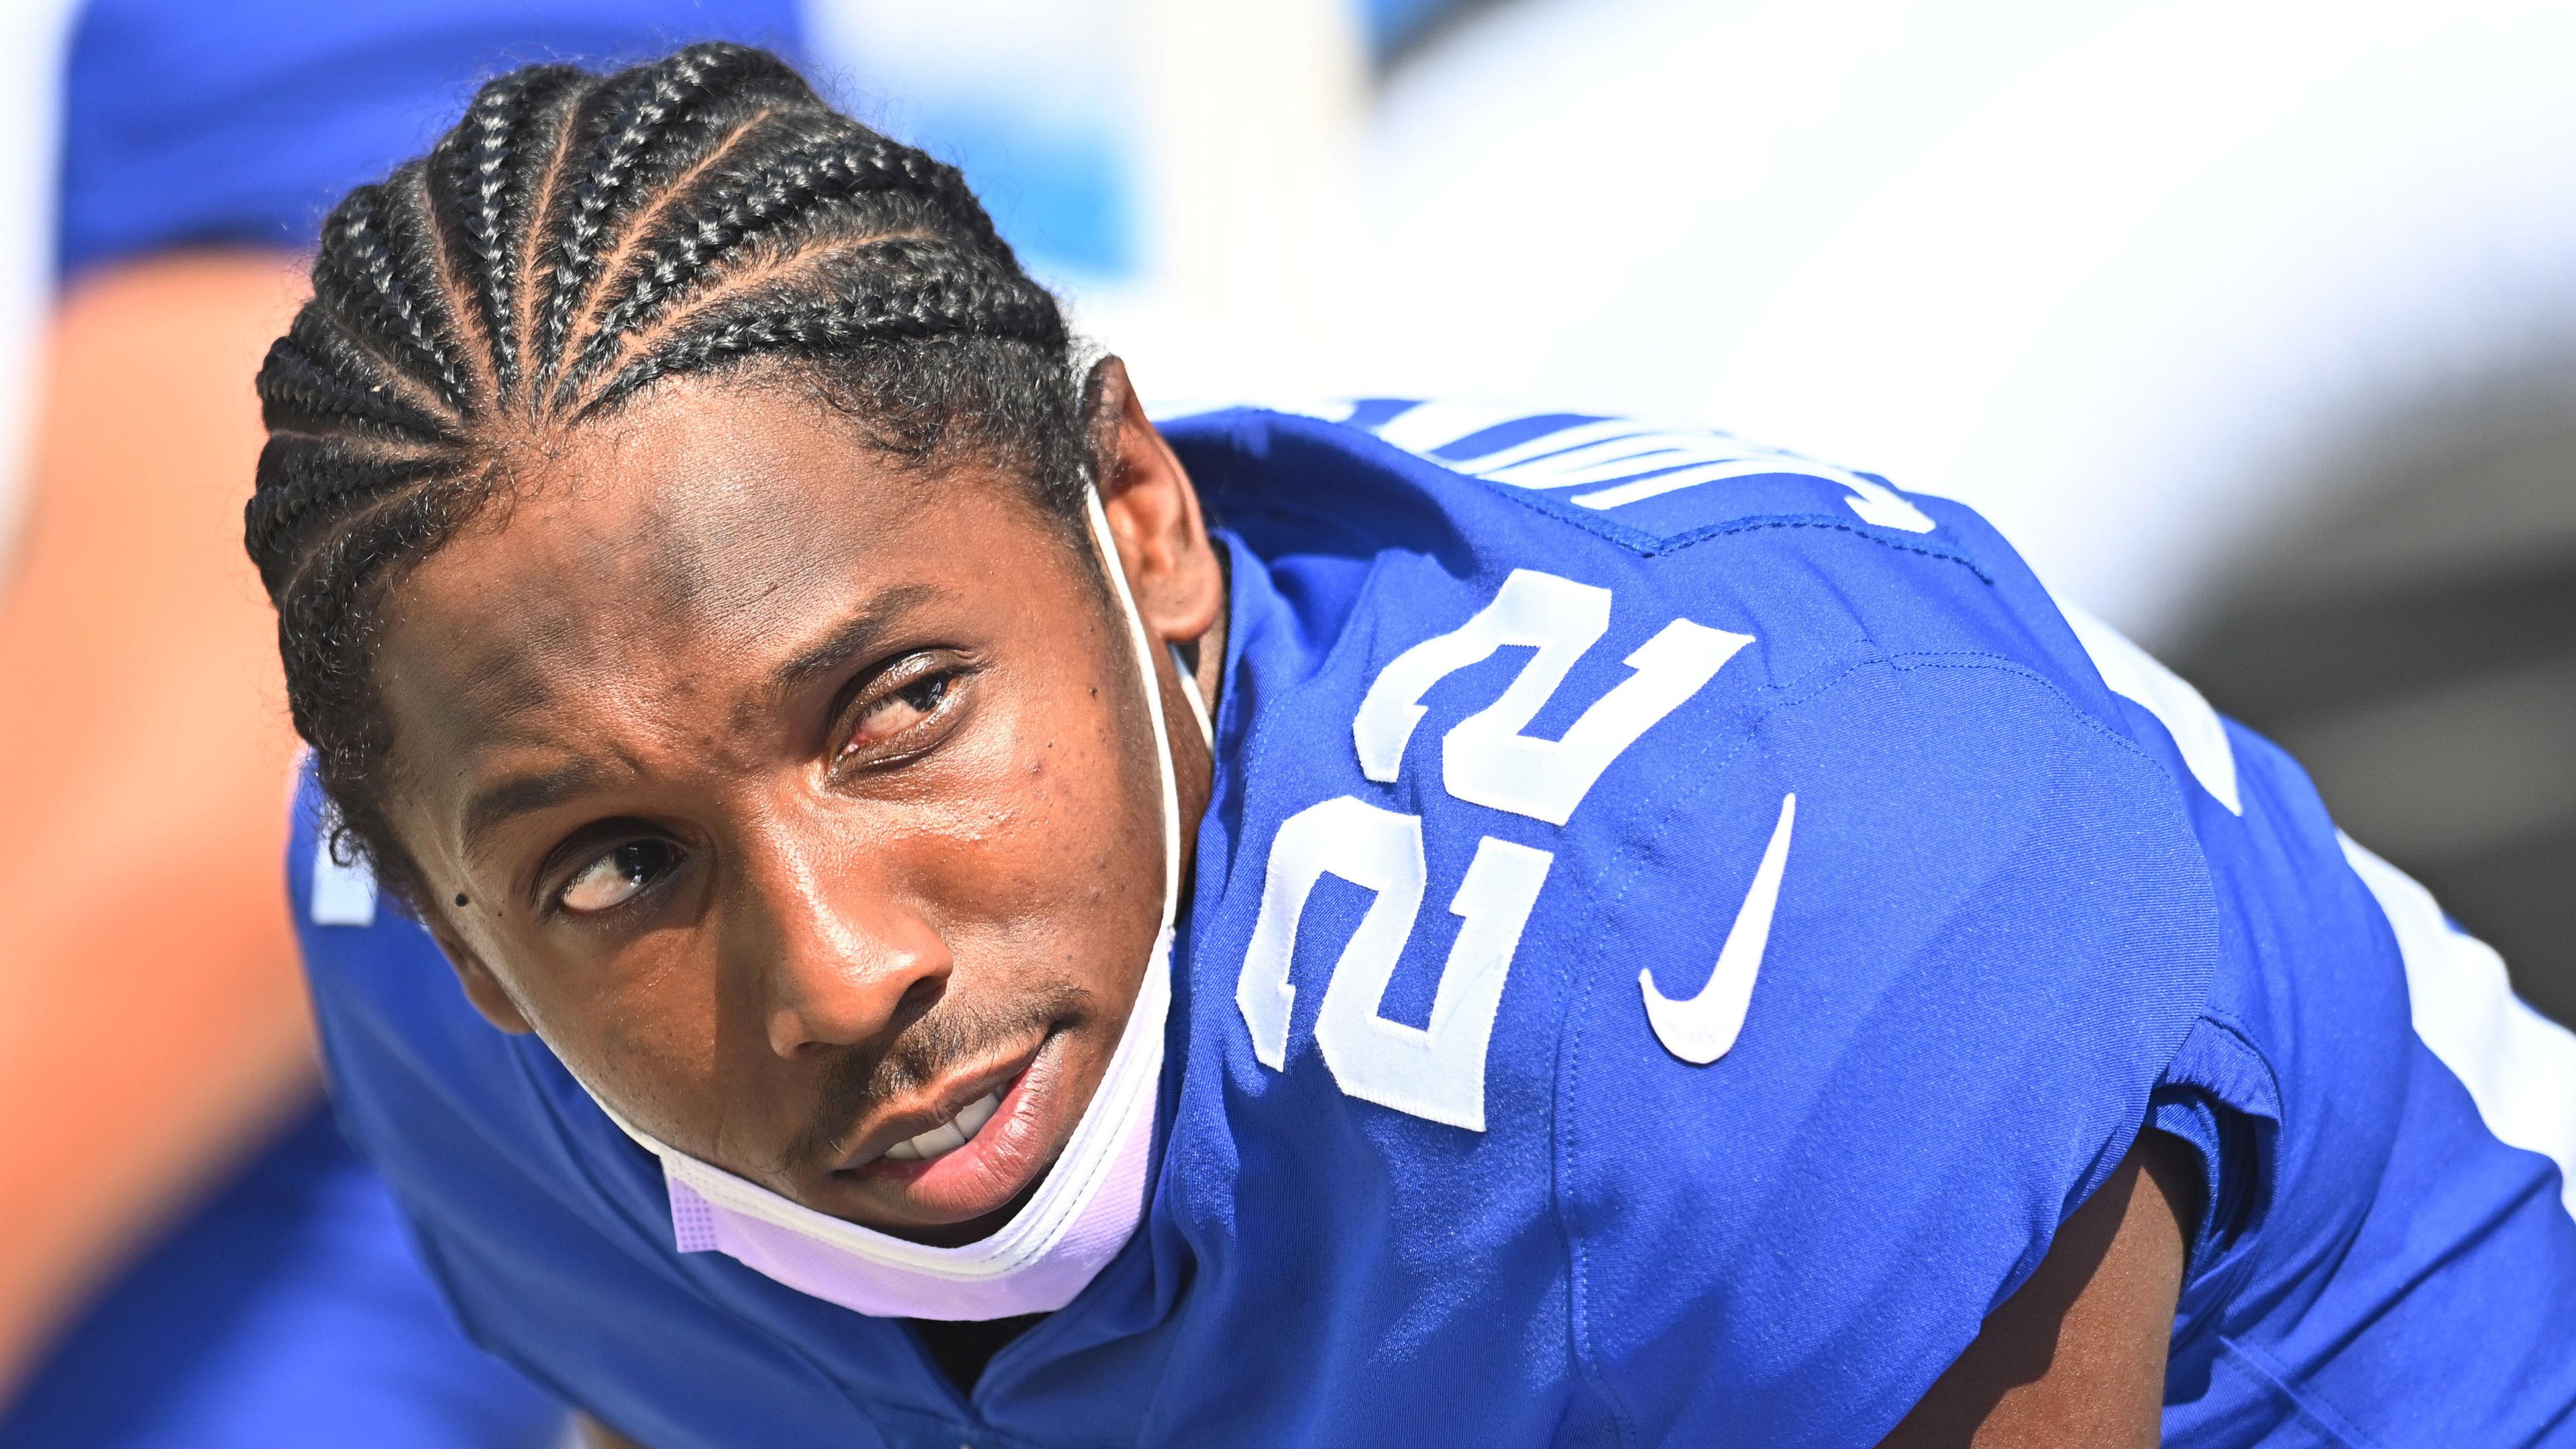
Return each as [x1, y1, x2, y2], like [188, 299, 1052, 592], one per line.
[294, 402, 2576, 1448]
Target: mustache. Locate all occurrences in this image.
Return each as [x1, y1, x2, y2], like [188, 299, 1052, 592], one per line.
[786, 979, 1091, 1173]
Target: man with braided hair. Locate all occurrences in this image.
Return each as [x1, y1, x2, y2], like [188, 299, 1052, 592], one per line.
[267, 43, 2576, 1449]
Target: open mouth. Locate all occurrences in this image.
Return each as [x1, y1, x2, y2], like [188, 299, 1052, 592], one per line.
[877, 1089, 1002, 1163]
[837, 1040, 1048, 1177]
[828, 1030, 1077, 1224]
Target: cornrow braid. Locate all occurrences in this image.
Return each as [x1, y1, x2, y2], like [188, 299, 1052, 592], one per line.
[529, 44, 813, 400]
[246, 42, 1091, 908]
[582, 233, 1065, 412]
[308, 174, 478, 417]
[425, 63, 587, 402]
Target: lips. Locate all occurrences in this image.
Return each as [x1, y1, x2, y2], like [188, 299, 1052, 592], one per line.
[819, 1028, 1085, 1228]
[835, 1041, 1042, 1175]
[879, 1089, 1002, 1162]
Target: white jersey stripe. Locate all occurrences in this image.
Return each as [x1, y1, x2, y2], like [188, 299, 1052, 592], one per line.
[2053, 597, 2243, 815]
[2343, 836, 2576, 1222]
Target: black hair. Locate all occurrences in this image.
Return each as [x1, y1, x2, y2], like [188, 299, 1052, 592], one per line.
[246, 42, 1093, 908]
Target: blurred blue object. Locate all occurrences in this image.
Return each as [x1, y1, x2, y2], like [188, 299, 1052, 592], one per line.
[900, 93, 1133, 282]
[57, 0, 806, 278]
[1364, 0, 1479, 60]
[800, 2, 1138, 284]
[0, 1107, 563, 1449]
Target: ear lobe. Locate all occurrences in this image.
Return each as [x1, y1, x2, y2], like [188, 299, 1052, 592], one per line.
[420, 911, 536, 1035]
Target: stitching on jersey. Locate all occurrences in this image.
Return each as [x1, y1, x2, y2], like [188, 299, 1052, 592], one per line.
[1559, 796, 1644, 1446]
[2163, 1000, 2287, 1258]
[1625, 514, 1994, 578]
[2159, 1008, 2282, 1318]
[2216, 1337, 2392, 1449]
[1536, 628, 1789, 1440]
[2182, 1006, 2283, 1123]
[1873, 649, 2256, 877]
[1874, 650, 2177, 776]
[1730, 644, 2171, 790]
[1227, 409, 1991, 580]
[1474, 475, 1996, 579]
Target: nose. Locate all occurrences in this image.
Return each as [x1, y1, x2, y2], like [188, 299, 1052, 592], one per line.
[727, 831, 953, 1060]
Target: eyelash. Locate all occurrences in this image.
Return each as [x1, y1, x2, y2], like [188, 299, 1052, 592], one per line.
[544, 826, 684, 920]
[830, 660, 964, 772]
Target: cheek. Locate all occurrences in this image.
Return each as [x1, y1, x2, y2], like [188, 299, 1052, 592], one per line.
[488, 926, 731, 1125]
[929, 651, 1165, 936]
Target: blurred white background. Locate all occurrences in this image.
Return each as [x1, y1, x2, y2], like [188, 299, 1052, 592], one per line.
[806, 0, 2576, 632]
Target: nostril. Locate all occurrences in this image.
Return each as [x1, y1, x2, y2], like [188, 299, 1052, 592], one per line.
[891, 974, 945, 1030]
[755, 900, 953, 1055]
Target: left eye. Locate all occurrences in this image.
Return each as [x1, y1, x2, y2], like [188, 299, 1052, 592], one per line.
[841, 673, 951, 757]
[558, 839, 682, 914]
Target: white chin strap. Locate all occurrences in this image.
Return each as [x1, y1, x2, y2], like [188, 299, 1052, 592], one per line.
[581, 484, 1211, 1320]
[1082, 483, 1212, 942]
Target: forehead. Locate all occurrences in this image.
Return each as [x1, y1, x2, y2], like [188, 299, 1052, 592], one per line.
[376, 376, 1077, 764]
[469, 380, 1008, 611]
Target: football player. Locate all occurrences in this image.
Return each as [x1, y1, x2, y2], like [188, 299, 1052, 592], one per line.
[259, 44, 2576, 1448]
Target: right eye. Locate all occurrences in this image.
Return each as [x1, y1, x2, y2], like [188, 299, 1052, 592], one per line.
[557, 839, 683, 915]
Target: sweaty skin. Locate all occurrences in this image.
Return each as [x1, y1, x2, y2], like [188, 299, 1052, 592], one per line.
[366, 358, 2183, 1432]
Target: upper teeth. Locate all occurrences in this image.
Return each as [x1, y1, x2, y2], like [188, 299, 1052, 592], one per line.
[880, 1091, 1002, 1163]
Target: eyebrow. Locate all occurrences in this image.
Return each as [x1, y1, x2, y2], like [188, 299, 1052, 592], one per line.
[460, 758, 610, 858]
[767, 582, 943, 697]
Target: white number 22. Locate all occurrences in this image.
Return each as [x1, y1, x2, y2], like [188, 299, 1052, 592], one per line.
[1236, 799, 1553, 1130]
[1237, 569, 1744, 1130]
[1352, 569, 1750, 824]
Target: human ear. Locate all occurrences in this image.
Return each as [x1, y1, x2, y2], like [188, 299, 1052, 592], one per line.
[1087, 356, 1224, 649]
[419, 909, 536, 1036]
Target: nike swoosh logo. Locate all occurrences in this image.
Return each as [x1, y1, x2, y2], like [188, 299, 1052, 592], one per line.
[1641, 792, 1796, 1065]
